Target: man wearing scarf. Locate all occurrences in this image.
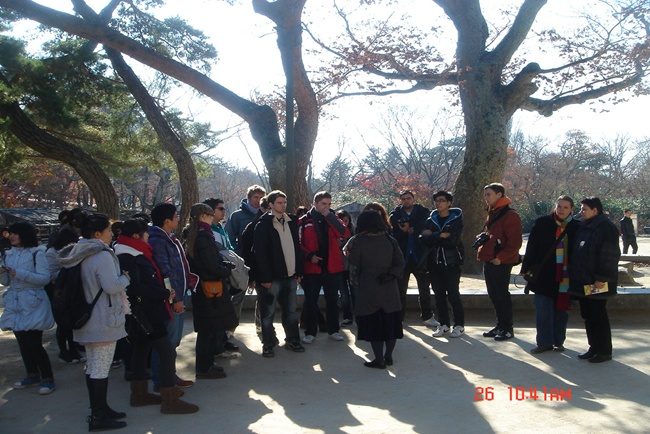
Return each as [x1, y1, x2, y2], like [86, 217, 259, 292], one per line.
[477, 183, 523, 342]
[521, 196, 579, 353]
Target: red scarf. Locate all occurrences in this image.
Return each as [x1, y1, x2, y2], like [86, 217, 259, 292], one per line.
[117, 234, 172, 319]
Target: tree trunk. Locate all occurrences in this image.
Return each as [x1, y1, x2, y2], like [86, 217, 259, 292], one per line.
[0, 102, 119, 218]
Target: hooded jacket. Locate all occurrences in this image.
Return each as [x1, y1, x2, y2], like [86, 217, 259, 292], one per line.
[226, 198, 259, 254]
[420, 207, 465, 267]
[57, 239, 130, 343]
[0, 245, 54, 332]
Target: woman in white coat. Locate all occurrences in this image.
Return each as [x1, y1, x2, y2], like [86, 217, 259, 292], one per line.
[0, 222, 55, 395]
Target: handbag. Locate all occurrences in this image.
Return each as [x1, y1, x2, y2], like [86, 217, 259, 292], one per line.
[201, 280, 223, 298]
[523, 232, 566, 283]
[126, 298, 153, 341]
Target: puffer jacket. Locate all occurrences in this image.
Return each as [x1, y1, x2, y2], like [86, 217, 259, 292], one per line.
[0, 246, 54, 332]
[58, 239, 130, 344]
[568, 214, 620, 299]
[420, 208, 465, 267]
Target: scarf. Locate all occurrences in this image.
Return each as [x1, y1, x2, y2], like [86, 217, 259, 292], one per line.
[553, 211, 571, 310]
[117, 234, 172, 319]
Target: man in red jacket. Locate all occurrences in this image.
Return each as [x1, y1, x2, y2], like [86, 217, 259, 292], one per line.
[477, 183, 522, 342]
[299, 191, 351, 344]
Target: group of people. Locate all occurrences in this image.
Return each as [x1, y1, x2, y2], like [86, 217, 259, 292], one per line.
[0, 182, 624, 431]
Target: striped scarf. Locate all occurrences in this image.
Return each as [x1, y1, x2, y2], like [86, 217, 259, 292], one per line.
[553, 211, 571, 295]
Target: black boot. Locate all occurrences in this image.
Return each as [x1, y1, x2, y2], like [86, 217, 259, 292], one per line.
[86, 375, 126, 420]
[87, 378, 127, 432]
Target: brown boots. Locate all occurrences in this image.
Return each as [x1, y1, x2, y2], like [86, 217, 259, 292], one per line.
[130, 380, 161, 407]
[160, 387, 199, 414]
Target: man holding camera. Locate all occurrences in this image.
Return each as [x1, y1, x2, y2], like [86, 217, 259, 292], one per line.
[477, 183, 522, 341]
[389, 190, 437, 325]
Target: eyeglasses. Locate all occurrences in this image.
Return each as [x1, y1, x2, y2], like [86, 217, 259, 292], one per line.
[434, 199, 448, 203]
[216, 207, 226, 211]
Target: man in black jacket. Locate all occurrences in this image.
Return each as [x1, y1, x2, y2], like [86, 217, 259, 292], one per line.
[620, 209, 638, 254]
[253, 191, 305, 358]
[389, 190, 437, 325]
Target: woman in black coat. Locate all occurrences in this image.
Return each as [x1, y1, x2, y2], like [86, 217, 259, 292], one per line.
[521, 196, 579, 354]
[568, 197, 620, 363]
[115, 219, 198, 414]
[185, 204, 238, 379]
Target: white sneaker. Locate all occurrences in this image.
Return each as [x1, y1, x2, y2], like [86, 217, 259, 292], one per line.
[328, 332, 344, 341]
[432, 325, 450, 337]
[302, 335, 315, 344]
[423, 316, 440, 327]
[215, 351, 238, 359]
[450, 325, 465, 338]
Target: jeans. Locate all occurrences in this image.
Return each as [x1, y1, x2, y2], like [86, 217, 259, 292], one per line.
[579, 298, 612, 355]
[152, 309, 185, 387]
[14, 330, 53, 380]
[398, 257, 432, 321]
[484, 262, 514, 331]
[257, 278, 300, 347]
[429, 264, 464, 327]
[230, 289, 246, 330]
[302, 272, 342, 336]
[339, 271, 355, 322]
[534, 294, 568, 347]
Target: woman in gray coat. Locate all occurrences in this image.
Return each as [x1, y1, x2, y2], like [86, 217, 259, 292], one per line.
[58, 213, 130, 432]
[345, 211, 405, 369]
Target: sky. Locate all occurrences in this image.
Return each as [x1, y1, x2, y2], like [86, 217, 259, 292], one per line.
[20, 1, 650, 174]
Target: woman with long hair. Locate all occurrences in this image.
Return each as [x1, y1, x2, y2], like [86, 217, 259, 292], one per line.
[185, 203, 238, 379]
[345, 211, 404, 369]
[361, 202, 391, 232]
[569, 197, 620, 363]
[58, 213, 130, 431]
[1, 222, 56, 395]
[114, 218, 198, 414]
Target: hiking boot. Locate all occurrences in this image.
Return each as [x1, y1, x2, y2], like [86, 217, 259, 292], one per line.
[160, 387, 199, 414]
[130, 380, 161, 407]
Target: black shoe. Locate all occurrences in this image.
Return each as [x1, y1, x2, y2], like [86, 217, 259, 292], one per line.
[530, 345, 553, 354]
[262, 346, 275, 358]
[58, 351, 74, 363]
[384, 356, 393, 366]
[88, 409, 127, 432]
[364, 359, 386, 369]
[494, 330, 514, 341]
[588, 354, 612, 363]
[483, 327, 501, 338]
[284, 342, 305, 353]
[578, 349, 596, 360]
[196, 366, 227, 379]
[224, 342, 239, 352]
[553, 345, 565, 352]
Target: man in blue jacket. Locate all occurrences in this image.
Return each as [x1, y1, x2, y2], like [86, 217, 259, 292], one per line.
[226, 185, 266, 255]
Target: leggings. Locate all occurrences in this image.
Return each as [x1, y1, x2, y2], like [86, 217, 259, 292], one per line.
[85, 342, 117, 379]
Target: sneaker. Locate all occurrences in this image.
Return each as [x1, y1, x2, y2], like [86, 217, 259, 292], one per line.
[69, 350, 86, 363]
[482, 327, 502, 338]
[111, 359, 124, 369]
[262, 346, 275, 358]
[302, 335, 315, 344]
[285, 342, 305, 352]
[340, 319, 353, 327]
[422, 316, 440, 327]
[494, 330, 515, 341]
[432, 325, 450, 337]
[215, 351, 239, 359]
[224, 341, 240, 352]
[38, 381, 56, 395]
[13, 377, 41, 389]
[328, 332, 345, 341]
[449, 325, 465, 338]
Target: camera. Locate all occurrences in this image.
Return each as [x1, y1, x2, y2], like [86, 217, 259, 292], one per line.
[397, 217, 411, 227]
[472, 232, 490, 250]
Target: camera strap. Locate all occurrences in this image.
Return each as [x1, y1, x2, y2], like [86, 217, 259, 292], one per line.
[485, 205, 512, 233]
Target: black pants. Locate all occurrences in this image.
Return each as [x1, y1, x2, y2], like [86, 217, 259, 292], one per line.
[195, 331, 225, 373]
[14, 330, 53, 380]
[579, 298, 612, 356]
[429, 264, 464, 327]
[484, 262, 514, 331]
[132, 335, 176, 387]
[622, 236, 638, 254]
[398, 258, 432, 321]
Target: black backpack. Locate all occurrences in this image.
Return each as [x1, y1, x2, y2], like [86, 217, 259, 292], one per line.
[51, 261, 104, 330]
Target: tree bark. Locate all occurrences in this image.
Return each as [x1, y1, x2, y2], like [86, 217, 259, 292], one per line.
[0, 101, 119, 218]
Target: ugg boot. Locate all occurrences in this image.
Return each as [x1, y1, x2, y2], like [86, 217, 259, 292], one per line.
[86, 375, 126, 419]
[160, 386, 199, 414]
[87, 378, 127, 432]
[130, 380, 162, 407]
